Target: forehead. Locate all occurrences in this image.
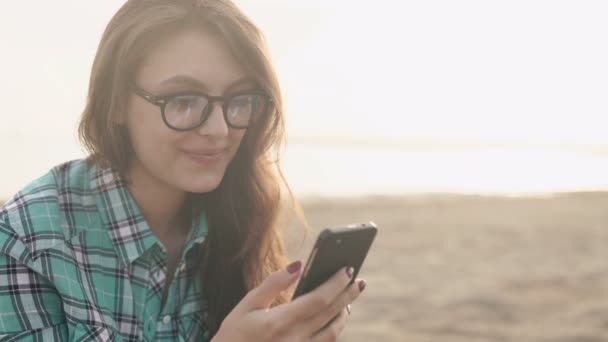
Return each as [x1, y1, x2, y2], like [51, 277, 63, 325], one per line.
[134, 28, 248, 93]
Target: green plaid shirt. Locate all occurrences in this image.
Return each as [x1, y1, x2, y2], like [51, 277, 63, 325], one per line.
[0, 159, 210, 341]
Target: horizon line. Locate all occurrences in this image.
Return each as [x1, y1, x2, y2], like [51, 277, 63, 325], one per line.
[286, 136, 608, 154]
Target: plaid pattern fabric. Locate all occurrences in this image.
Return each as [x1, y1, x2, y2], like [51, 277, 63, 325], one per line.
[0, 159, 210, 341]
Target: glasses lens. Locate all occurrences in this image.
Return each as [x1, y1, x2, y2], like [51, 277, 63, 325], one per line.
[164, 95, 209, 129]
[226, 94, 267, 128]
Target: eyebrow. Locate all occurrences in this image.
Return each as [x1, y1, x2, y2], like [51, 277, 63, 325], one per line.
[158, 75, 254, 93]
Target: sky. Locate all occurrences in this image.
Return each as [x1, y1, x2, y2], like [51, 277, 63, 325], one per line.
[0, 1, 607, 198]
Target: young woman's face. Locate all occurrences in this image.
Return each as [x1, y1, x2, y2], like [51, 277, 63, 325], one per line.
[126, 28, 252, 193]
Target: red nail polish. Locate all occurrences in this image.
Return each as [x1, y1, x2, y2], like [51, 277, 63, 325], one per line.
[287, 260, 302, 274]
[358, 280, 367, 292]
[345, 266, 354, 278]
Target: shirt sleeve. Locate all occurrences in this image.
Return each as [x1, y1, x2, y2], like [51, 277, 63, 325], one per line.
[0, 252, 68, 341]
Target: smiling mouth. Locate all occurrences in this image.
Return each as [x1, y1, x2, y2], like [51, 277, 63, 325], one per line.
[182, 149, 226, 162]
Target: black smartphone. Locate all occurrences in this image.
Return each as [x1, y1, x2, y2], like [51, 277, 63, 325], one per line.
[291, 221, 378, 299]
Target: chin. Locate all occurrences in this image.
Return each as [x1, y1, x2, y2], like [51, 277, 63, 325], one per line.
[180, 175, 224, 194]
[188, 184, 220, 194]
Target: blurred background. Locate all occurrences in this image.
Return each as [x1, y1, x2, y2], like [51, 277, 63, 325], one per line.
[1, 1, 608, 341]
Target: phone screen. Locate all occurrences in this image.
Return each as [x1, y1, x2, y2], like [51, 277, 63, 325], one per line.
[291, 222, 377, 299]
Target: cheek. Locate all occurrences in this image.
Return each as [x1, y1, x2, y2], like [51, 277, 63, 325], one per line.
[228, 130, 247, 155]
[126, 104, 177, 162]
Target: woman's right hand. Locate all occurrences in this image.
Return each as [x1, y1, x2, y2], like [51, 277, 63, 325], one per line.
[211, 261, 366, 342]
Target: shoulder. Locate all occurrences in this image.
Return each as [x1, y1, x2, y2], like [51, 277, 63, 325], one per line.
[0, 159, 97, 264]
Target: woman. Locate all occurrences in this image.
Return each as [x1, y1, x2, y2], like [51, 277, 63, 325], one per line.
[0, 0, 365, 341]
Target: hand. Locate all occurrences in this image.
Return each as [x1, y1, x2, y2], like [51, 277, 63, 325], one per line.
[211, 261, 366, 342]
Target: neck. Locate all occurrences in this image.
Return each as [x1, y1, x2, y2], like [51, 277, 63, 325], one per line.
[126, 162, 187, 238]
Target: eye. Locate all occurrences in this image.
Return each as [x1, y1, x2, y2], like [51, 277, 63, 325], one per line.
[231, 95, 253, 107]
[174, 96, 195, 111]
[168, 95, 206, 111]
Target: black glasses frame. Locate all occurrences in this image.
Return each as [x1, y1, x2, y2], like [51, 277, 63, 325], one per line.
[129, 83, 272, 131]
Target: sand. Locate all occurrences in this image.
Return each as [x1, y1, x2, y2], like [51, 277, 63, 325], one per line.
[3, 193, 608, 341]
[285, 193, 608, 342]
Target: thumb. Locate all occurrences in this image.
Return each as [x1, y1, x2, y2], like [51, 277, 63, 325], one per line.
[239, 260, 302, 312]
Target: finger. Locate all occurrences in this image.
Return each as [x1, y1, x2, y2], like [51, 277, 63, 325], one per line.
[310, 306, 348, 342]
[304, 279, 364, 334]
[238, 260, 302, 312]
[287, 266, 353, 320]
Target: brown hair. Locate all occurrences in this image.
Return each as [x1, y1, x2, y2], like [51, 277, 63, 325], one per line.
[78, 0, 298, 335]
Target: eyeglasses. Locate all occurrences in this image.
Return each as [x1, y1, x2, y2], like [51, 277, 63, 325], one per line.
[129, 83, 271, 131]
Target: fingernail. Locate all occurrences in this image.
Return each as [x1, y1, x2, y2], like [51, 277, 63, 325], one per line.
[358, 279, 367, 292]
[345, 266, 354, 278]
[287, 260, 302, 274]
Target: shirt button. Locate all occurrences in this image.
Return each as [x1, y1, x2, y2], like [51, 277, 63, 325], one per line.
[162, 315, 172, 324]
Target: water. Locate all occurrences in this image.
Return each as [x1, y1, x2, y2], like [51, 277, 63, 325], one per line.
[280, 143, 608, 197]
[4, 143, 608, 200]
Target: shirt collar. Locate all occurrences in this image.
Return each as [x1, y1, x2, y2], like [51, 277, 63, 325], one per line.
[90, 162, 208, 268]
[184, 210, 208, 251]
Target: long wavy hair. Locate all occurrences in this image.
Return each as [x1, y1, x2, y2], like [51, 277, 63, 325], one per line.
[78, 0, 297, 335]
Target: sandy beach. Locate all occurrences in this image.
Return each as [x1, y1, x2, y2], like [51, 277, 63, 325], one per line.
[286, 192, 608, 342]
[3, 193, 608, 341]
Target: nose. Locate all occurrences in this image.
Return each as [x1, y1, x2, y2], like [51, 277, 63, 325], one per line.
[196, 102, 229, 137]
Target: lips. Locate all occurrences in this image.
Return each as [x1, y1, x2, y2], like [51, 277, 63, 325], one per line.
[181, 148, 227, 162]
[183, 148, 226, 155]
